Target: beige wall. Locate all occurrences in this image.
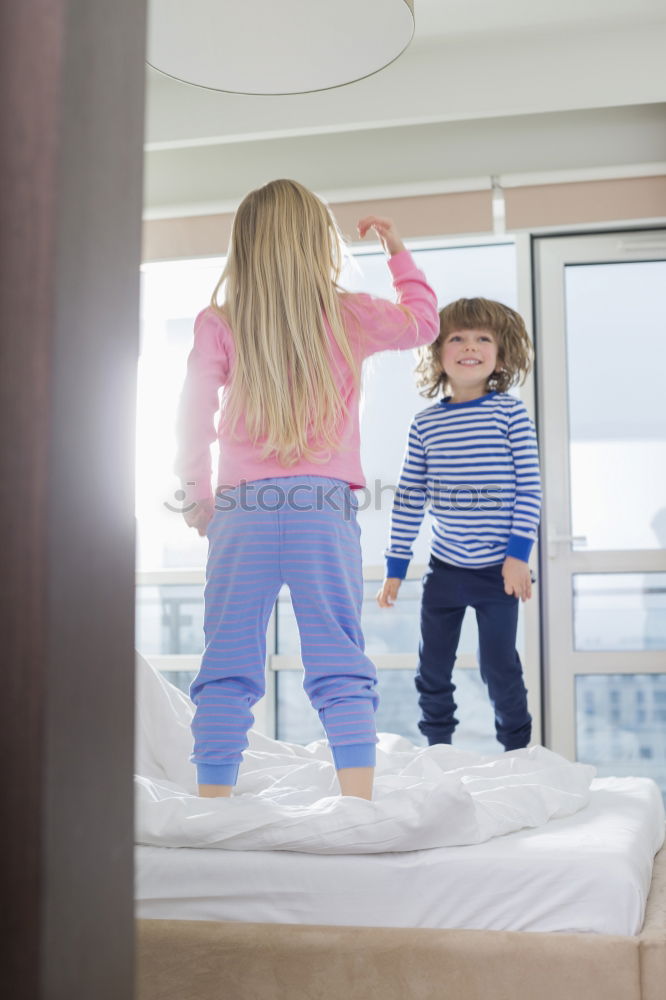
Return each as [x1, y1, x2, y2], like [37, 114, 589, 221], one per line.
[506, 174, 666, 229]
[143, 175, 666, 261]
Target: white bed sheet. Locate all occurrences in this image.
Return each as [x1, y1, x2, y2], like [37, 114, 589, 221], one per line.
[135, 653, 599, 855]
[136, 775, 664, 936]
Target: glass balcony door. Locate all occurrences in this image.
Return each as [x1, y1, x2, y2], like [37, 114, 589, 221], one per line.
[534, 230, 666, 790]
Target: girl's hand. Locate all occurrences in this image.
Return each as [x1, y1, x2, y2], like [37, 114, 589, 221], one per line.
[357, 216, 406, 257]
[502, 556, 533, 601]
[376, 577, 402, 607]
[183, 496, 215, 537]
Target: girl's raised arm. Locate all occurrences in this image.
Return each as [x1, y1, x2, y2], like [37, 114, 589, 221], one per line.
[346, 218, 439, 356]
[357, 215, 406, 258]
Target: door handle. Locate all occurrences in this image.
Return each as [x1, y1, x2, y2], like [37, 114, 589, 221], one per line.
[547, 531, 587, 559]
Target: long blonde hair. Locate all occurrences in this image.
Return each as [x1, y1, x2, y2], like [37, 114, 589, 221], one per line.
[211, 179, 359, 466]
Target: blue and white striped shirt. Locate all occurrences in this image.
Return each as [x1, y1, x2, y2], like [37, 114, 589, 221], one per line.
[385, 391, 542, 577]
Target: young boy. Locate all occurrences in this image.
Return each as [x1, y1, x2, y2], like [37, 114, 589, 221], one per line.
[377, 298, 541, 751]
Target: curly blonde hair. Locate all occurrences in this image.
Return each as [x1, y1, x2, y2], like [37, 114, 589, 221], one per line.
[415, 297, 533, 398]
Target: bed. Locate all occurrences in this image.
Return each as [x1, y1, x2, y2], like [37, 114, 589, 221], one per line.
[135, 655, 666, 999]
[136, 776, 662, 935]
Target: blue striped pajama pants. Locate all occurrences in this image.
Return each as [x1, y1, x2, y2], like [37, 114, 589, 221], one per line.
[190, 476, 379, 786]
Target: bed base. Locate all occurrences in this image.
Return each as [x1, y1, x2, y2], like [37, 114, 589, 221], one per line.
[137, 845, 666, 1000]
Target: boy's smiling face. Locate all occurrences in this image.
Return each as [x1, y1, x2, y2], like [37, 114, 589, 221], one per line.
[440, 328, 499, 392]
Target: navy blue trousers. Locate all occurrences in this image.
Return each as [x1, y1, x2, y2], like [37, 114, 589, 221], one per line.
[416, 555, 532, 751]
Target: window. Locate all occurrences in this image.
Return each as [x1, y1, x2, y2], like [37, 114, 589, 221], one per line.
[573, 574, 666, 652]
[576, 674, 666, 796]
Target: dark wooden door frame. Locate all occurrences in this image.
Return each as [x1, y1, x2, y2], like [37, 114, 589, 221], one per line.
[0, 3, 147, 997]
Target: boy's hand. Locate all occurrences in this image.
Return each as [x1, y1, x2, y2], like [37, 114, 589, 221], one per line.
[183, 496, 215, 537]
[357, 215, 406, 257]
[376, 577, 402, 607]
[502, 556, 532, 601]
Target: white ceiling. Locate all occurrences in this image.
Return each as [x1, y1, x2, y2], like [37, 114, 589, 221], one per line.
[407, 0, 665, 39]
[144, 0, 666, 216]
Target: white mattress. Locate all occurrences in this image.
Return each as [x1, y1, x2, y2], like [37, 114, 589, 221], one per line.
[136, 653, 602, 855]
[136, 776, 665, 936]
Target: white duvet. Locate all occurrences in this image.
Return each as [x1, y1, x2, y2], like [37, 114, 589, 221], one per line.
[135, 653, 595, 854]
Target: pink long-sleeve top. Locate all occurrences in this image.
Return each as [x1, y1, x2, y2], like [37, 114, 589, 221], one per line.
[175, 250, 439, 502]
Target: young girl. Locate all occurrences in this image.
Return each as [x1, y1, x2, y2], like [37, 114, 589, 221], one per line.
[175, 179, 439, 800]
[377, 298, 541, 751]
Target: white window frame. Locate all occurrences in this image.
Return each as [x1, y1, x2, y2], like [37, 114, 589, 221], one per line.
[532, 227, 666, 758]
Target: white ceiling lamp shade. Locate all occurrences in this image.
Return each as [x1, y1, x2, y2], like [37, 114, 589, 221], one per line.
[147, 0, 415, 95]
